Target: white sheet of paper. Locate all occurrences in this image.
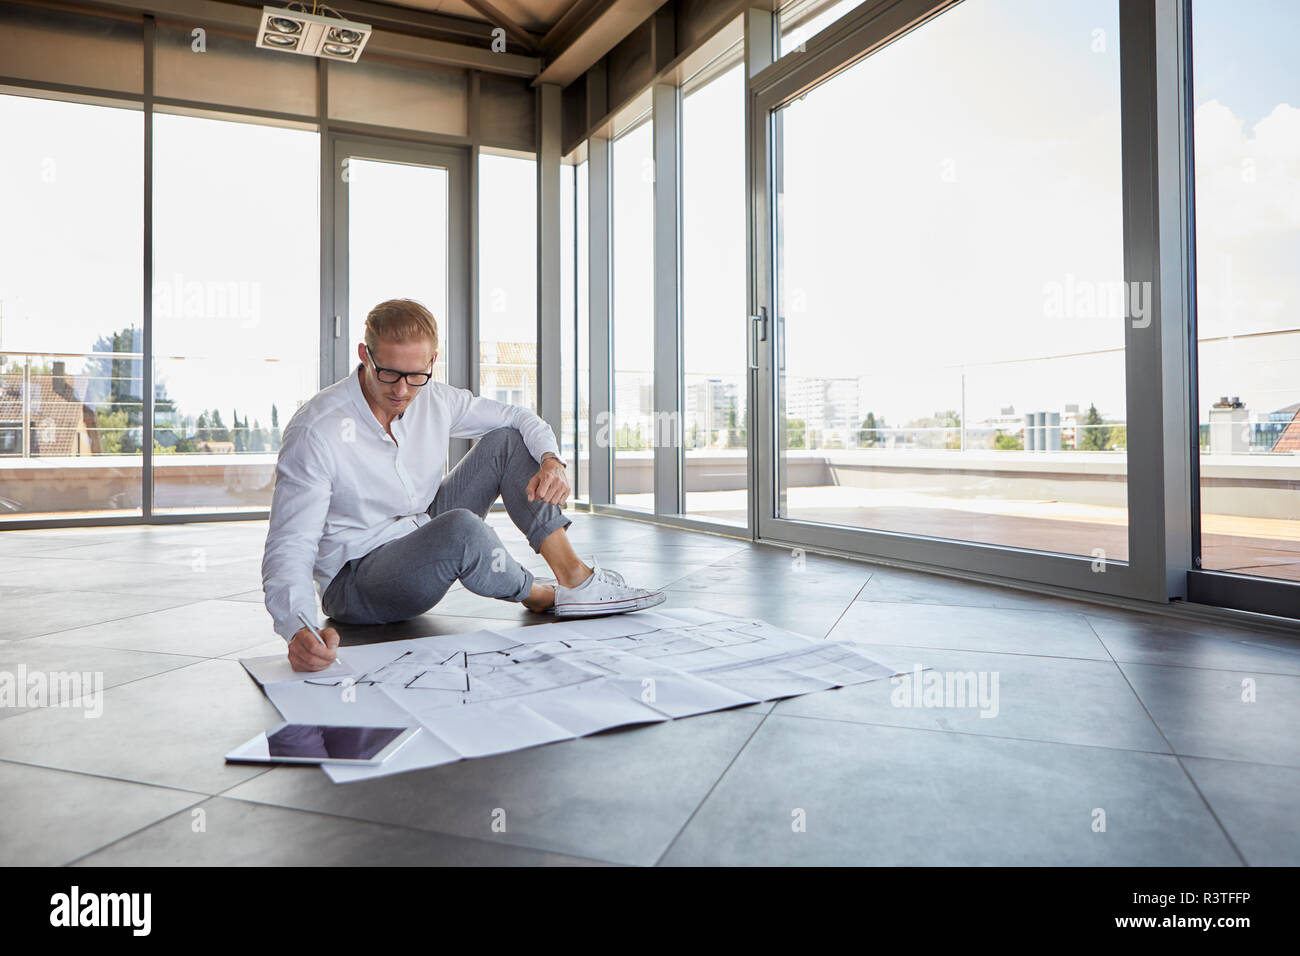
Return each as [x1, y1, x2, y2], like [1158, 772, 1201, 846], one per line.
[519, 681, 670, 737]
[244, 611, 912, 784]
[601, 672, 760, 718]
[240, 653, 354, 687]
[412, 698, 576, 759]
[265, 680, 414, 726]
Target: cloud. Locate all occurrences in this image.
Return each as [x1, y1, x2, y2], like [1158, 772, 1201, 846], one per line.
[1194, 99, 1300, 338]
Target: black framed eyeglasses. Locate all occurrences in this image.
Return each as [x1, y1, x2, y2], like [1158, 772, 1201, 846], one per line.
[366, 345, 433, 386]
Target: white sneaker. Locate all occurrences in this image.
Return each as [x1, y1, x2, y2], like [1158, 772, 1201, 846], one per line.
[553, 559, 666, 617]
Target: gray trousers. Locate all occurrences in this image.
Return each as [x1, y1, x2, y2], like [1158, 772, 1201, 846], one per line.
[320, 427, 571, 625]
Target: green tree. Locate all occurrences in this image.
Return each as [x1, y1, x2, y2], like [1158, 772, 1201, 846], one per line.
[614, 424, 645, 451]
[208, 409, 230, 443]
[84, 326, 145, 454]
[724, 401, 746, 448]
[858, 412, 888, 447]
[95, 409, 130, 455]
[787, 418, 806, 450]
[233, 412, 247, 452]
[994, 430, 1024, 450]
[248, 418, 267, 452]
[905, 409, 961, 449]
[1077, 403, 1111, 451]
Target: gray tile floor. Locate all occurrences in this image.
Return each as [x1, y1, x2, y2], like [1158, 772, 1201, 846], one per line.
[1, 513, 1297, 866]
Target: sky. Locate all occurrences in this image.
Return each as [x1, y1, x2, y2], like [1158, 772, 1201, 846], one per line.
[607, 0, 1300, 428]
[776, 0, 1128, 426]
[0, 103, 539, 431]
[0, 0, 1297, 439]
[1190, 0, 1300, 420]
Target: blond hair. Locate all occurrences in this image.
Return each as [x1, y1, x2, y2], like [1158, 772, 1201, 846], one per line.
[364, 299, 439, 353]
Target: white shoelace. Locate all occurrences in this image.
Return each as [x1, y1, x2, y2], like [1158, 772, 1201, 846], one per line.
[589, 560, 626, 587]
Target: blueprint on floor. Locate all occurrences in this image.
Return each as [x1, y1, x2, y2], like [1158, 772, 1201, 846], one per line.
[238, 607, 908, 783]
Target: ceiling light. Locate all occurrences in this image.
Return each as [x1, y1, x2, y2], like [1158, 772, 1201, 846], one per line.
[266, 16, 301, 34]
[256, 5, 371, 62]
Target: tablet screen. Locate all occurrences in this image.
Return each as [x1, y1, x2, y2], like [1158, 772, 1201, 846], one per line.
[266, 724, 408, 760]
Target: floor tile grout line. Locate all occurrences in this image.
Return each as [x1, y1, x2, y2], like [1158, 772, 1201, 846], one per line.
[195, 788, 634, 867]
[822, 634, 1300, 676]
[851, 597, 1109, 617]
[767, 710, 1193, 761]
[1098, 657, 1300, 679]
[60, 796, 213, 867]
[0, 754, 225, 816]
[10, 598, 226, 644]
[8, 638, 248, 662]
[850, 588, 1300, 640]
[782, 574, 873, 649]
[652, 710, 774, 867]
[769, 707, 1300, 769]
[1081, 617, 1250, 866]
[59, 765, 285, 867]
[828, 628, 1300, 675]
[813, 640, 1117, 665]
[0, 655, 252, 722]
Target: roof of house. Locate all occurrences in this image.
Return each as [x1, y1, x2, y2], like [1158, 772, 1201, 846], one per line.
[1272, 407, 1300, 453]
[0, 374, 92, 457]
[480, 341, 537, 366]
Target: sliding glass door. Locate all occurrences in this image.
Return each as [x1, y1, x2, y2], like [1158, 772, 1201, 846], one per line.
[681, 51, 749, 527]
[1191, 0, 1300, 583]
[1185, 0, 1300, 615]
[772, 0, 1127, 557]
[610, 105, 655, 511]
[330, 137, 469, 410]
[0, 93, 143, 521]
[751, 0, 1176, 600]
[151, 111, 319, 514]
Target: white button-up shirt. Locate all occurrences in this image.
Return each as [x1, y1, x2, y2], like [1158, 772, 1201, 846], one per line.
[261, 363, 560, 640]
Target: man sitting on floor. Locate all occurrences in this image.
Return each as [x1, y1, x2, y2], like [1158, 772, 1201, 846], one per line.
[262, 297, 664, 672]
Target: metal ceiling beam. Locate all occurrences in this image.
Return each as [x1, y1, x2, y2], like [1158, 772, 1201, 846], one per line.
[539, 0, 614, 55]
[453, 0, 540, 52]
[531, 0, 669, 86]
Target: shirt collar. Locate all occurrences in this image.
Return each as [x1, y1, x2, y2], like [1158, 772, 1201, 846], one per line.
[347, 363, 376, 426]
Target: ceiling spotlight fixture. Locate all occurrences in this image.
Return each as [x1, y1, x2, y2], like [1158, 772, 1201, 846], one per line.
[266, 16, 301, 34]
[321, 42, 358, 58]
[256, 4, 371, 62]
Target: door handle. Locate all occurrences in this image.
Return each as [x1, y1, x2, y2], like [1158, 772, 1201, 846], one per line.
[749, 307, 768, 370]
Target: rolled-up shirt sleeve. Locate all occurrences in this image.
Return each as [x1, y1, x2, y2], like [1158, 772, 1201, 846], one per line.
[444, 386, 560, 463]
[262, 423, 333, 641]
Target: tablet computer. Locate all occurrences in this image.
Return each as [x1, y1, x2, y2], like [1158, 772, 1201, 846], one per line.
[225, 723, 420, 766]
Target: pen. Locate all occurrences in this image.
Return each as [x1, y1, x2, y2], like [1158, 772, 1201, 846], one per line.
[296, 611, 342, 664]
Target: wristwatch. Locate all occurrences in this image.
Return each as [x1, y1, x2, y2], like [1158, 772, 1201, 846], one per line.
[541, 452, 567, 468]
